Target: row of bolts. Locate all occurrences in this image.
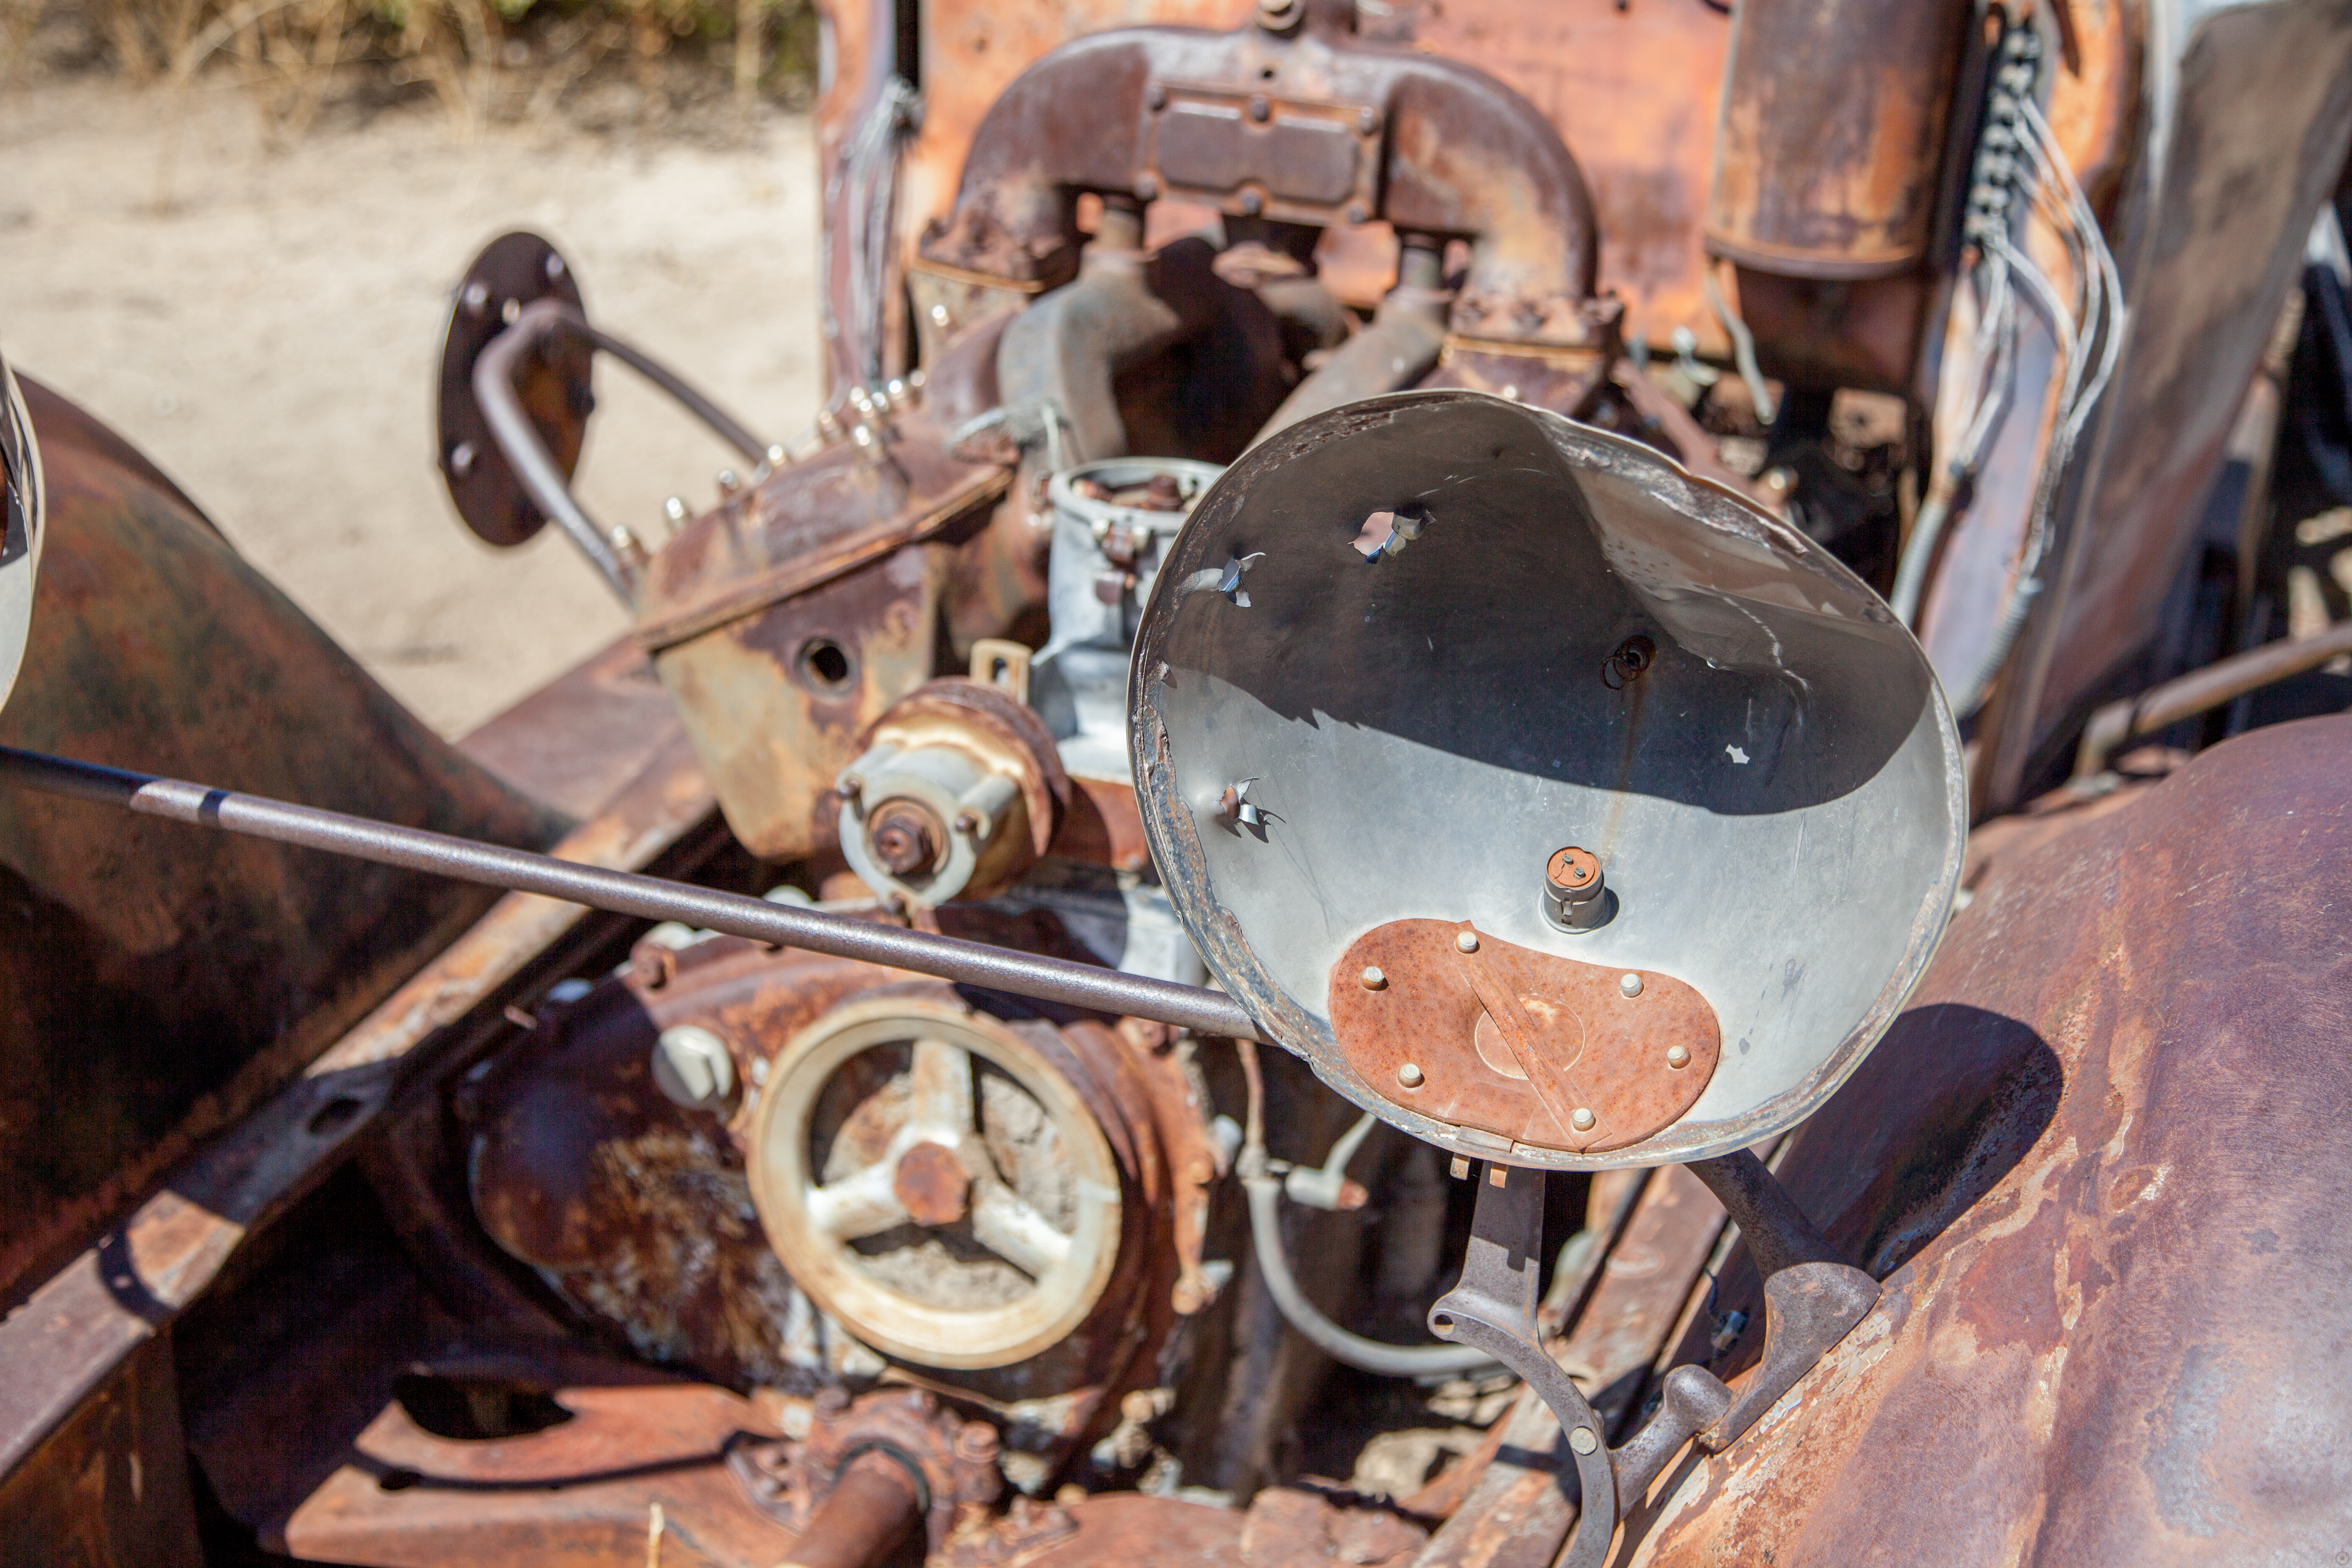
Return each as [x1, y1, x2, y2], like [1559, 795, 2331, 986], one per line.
[613, 371, 930, 564]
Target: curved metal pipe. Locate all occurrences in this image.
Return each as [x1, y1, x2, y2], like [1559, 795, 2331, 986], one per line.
[1243, 1175, 1498, 1378]
[473, 300, 775, 601]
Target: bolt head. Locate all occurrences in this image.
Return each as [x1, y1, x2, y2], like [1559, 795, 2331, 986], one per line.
[1360, 965, 1386, 990]
[1666, 1044, 1692, 1069]
[1248, 94, 1271, 122]
[1571, 1107, 1596, 1132]
[1238, 189, 1265, 217]
[663, 495, 689, 523]
[1455, 930, 1480, 953]
[871, 802, 943, 876]
[447, 441, 476, 478]
[1568, 1426, 1599, 1455]
[1619, 972, 1644, 998]
[1145, 82, 1168, 111]
[1345, 202, 1369, 225]
[1397, 1062, 1424, 1089]
[1135, 173, 1161, 201]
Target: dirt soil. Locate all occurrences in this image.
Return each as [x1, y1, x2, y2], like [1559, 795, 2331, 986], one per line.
[0, 75, 821, 737]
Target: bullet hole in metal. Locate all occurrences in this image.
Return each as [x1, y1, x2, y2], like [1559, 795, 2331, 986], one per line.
[1603, 633, 1657, 689]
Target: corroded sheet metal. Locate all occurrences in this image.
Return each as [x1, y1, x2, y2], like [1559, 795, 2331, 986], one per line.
[282, 1381, 788, 1567]
[1704, 0, 1973, 280]
[0, 378, 566, 1307]
[1624, 716, 2352, 1565]
[1329, 921, 1718, 1154]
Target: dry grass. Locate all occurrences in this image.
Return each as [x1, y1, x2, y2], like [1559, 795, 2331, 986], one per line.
[1, 0, 813, 145]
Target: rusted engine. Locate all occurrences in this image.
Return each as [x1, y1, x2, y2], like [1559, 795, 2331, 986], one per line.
[5, 0, 2352, 1566]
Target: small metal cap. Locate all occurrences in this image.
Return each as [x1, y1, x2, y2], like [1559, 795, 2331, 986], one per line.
[764, 443, 789, 467]
[1455, 930, 1480, 953]
[1666, 1044, 1692, 1069]
[1571, 1107, 1596, 1132]
[1619, 972, 1644, 998]
[651, 1025, 736, 1112]
[1397, 1062, 1424, 1088]
[447, 441, 476, 478]
[716, 469, 740, 494]
[1568, 1426, 1599, 1455]
[663, 495, 689, 524]
[1360, 965, 1386, 990]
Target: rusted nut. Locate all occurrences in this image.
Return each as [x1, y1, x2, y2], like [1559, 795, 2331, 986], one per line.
[869, 799, 945, 876]
[894, 1141, 974, 1228]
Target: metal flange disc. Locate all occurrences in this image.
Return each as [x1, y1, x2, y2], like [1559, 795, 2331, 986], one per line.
[435, 231, 593, 547]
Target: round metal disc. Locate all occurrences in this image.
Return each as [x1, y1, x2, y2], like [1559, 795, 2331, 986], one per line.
[1129, 389, 1965, 1170]
[434, 231, 593, 547]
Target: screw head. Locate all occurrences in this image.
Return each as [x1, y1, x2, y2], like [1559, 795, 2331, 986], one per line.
[1568, 1426, 1599, 1455]
[460, 280, 490, 315]
[1248, 94, 1271, 123]
[1145, 82, 1168, 111]
[1360, 965, 1386, 990]
[1619, 972, 1644, 998]
[663, 495, 689, 523]
[544, 253, 566, 281]
[1358, 106, 1379, 134]
[716, 468, 740, 493]
[447, 441, 476, 478]
[1345, 202, 1368, 225]
[1666, 1044, 1692, 1069]
[1455, 930, 1480, 953]
[1238, 189, 1264, 217]
[1571, 1107, 1596, 1132]
[1134, 173, 1161, 201]
[1397, 1062, 1424, 1088]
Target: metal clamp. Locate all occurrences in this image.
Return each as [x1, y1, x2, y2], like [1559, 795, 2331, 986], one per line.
[1430, 1152, 1879, 1568]
[472, 297, 771, 601]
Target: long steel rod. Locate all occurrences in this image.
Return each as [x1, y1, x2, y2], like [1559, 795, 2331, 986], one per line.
[0, 748, 1266, 1043]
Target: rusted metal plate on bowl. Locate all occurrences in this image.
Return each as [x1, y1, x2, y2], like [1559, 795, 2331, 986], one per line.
[1329, 920, 1718, 1154]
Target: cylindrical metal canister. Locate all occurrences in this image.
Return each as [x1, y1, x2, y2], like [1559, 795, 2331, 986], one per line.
[1705, 0, 1977, 279]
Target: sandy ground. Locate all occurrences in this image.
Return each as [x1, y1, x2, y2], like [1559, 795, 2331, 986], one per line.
[0, 76, 822, 737]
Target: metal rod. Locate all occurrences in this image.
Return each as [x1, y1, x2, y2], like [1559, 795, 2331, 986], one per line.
[587, 322, 770, 465]
[0, 748, 1266, 1044]
[474, 299, 635, 600]
[2072, 619, 2352, 781]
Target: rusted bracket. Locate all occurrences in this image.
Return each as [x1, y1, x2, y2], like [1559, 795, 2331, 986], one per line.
[1429, 1153, 1878, 1568]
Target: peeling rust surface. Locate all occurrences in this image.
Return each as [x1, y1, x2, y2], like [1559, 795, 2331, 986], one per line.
[0, 377, 568, 1310]
[1329, 921, 1719, 1154]
[1624, 717, 2352, 1566]
[281, 1380, 789, 1568]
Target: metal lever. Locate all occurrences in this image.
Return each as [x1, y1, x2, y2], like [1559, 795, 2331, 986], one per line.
[1428, 1155, 1879, 1568]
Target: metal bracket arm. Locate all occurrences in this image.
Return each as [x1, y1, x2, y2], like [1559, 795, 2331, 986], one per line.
[1428, 1154, 1880, 1568]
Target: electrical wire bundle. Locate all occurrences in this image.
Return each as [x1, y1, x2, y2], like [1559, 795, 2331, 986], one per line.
[1891, 17, 2127, 717]
[821, 76, 922, 400]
